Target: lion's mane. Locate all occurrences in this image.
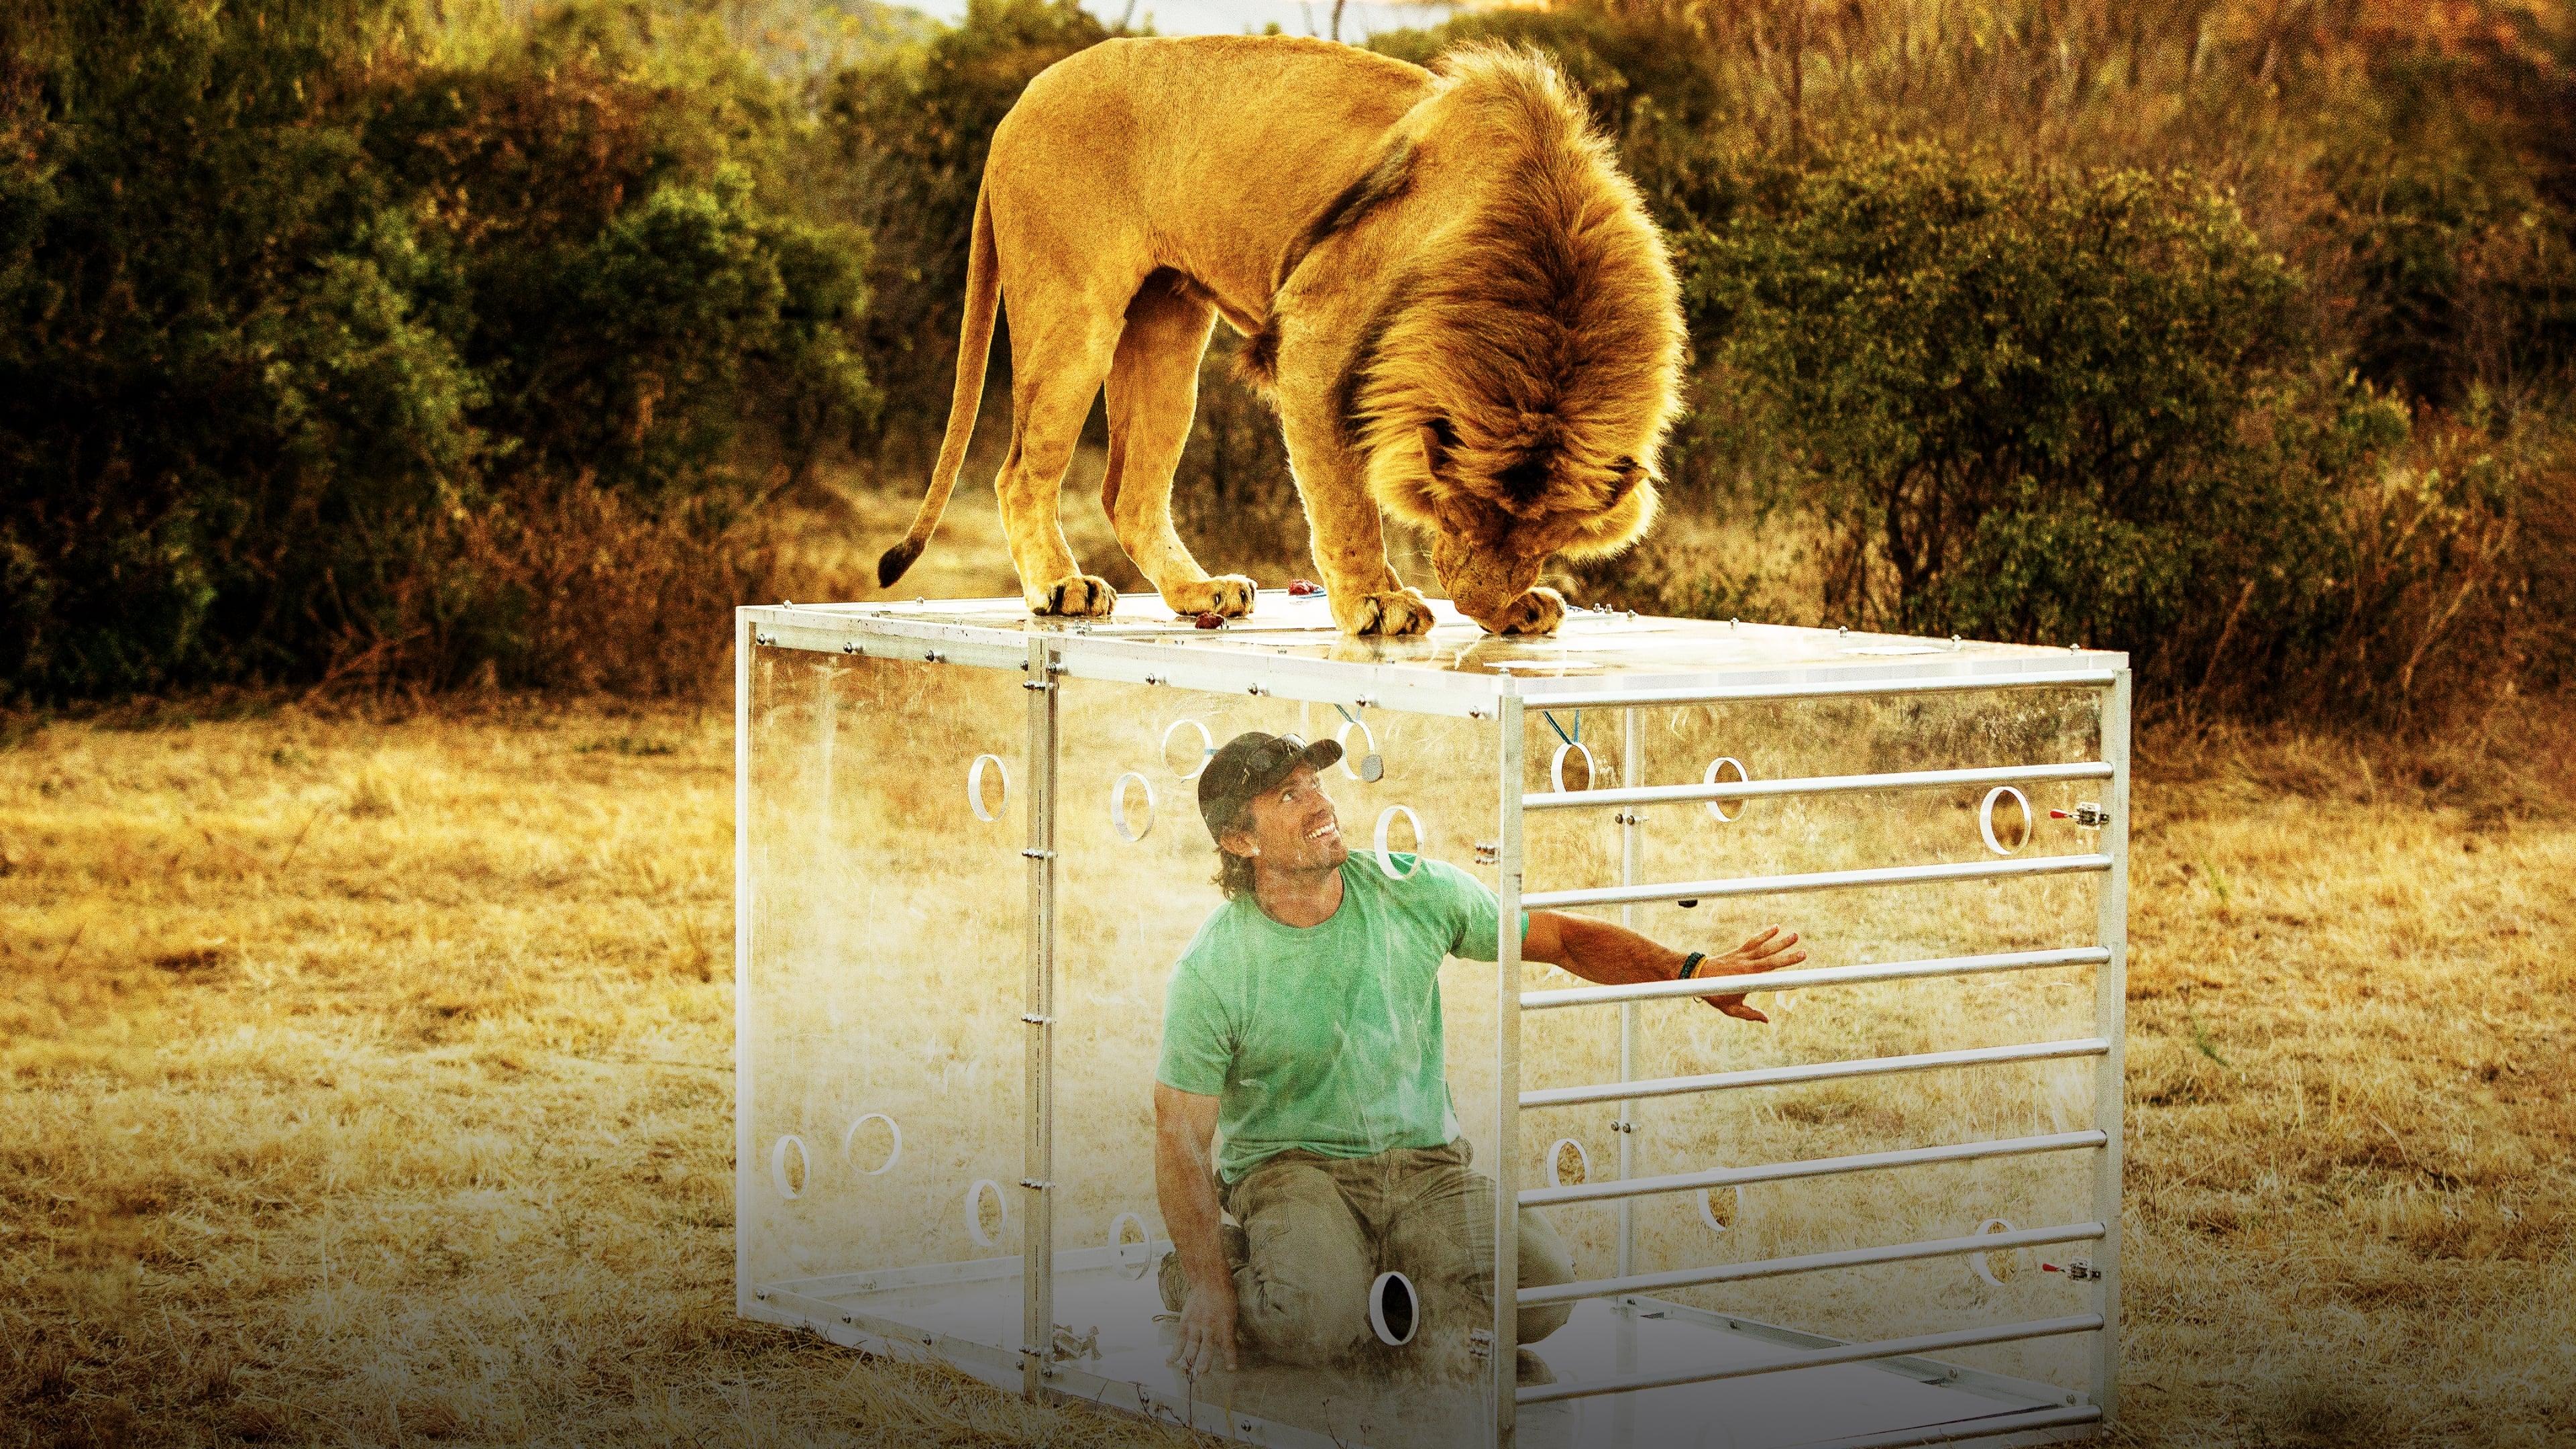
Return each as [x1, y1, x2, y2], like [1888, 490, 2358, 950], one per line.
[1254, 46, 1684, 560]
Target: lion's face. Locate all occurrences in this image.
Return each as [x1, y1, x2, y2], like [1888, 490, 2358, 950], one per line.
[1405, 417, 1658, 633]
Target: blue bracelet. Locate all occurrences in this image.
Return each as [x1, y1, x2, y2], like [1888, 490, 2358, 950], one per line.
[1678, 951, 1706, 980]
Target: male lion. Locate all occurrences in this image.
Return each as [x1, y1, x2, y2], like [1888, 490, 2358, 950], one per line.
[876, 37, 1683, 637]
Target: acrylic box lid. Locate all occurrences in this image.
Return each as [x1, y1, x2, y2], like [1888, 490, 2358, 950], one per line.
[741, 592, 2127, 717]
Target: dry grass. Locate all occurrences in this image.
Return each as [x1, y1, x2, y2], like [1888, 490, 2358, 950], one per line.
[3, 688, 2572, 1447]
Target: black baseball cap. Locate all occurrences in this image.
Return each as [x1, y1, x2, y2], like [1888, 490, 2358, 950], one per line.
[1197, 731, 1344, 840]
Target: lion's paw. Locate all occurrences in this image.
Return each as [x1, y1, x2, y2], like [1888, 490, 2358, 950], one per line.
[1163, 575, 1256, 618]
[1032, 574, 1119, 618]
[1487, 586, 1566, 637]
[1345, 586, 1436, 637]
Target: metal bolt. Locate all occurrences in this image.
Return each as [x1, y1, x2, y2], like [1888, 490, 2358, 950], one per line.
[924, 649, 945, 663]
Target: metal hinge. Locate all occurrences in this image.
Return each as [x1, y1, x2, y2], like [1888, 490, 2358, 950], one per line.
[1023, 678, 1054, 691]
[1022, 848, 1055, 860]
[1020, 1014, 1053, 1026]
[1474, 842, 1500, 865]
[1020, 1178, 1054, 1191]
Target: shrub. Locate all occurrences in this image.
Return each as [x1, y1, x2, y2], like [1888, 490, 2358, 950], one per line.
[0, 0, 872, 702]
[1685, 146, 2419, 696]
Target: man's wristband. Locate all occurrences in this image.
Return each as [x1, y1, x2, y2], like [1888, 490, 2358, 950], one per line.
[1677, 951, 1706, 981]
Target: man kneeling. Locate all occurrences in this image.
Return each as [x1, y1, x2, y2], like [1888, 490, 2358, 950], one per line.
[1156, 731, 1806, 1376]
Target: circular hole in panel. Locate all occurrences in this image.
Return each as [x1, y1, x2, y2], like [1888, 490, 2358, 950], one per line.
[1979, 786, 2033, 856]
[1110, 1212, 1154, 1280]
[965, 1179, 1008, 1248]
[1368, 1271, 1418, 1346]
[1373, 806, 1424, 879]
[1111, 771, 1155, 843]
[1550, 741, 1597, 794]
[1334, 719, 1384, 783]
[1161, 719, 1214, 781]
[968, 755, 1010, 823]
[1697, 1185, 1743, 1234]
[1703, 757, 1749, 823]
[843, 1113, 900, 1177]
[1971, 1218, 2022, 1287]
[769, 1135, 809, 1201]
[1546, 1138, 1590, 1189]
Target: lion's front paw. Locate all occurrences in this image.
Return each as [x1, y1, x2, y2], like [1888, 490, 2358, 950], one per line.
[1163, 574, 1256, 619]
[1032, 574, 1119, 618]
[1342, 586, 1436, 637]
[1488, 586, 1566, 637]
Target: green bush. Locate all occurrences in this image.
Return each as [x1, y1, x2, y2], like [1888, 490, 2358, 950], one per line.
[0, 0, 873, 701]
[1686, 145, 2413, 692]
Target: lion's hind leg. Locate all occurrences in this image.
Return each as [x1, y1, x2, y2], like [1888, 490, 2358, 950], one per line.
[1102, 274, 1256, 620]
[995, 314, 1126, 619]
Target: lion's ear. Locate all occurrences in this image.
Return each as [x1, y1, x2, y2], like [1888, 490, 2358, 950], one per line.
[1608, 455, 1648, 502]
[1418, 419, 1457, 478]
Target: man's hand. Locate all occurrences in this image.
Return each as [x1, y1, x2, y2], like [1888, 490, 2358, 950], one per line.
[1695, 924, 1805, 1022]
[1171, 1273, 1239, 1376]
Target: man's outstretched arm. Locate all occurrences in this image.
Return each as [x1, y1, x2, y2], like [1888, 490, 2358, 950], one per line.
[1152, 1083, 1238, 1375]
[1521, 912, 1806, 1022]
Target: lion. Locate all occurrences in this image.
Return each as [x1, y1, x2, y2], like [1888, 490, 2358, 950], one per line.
[875, 36, 1684, 637]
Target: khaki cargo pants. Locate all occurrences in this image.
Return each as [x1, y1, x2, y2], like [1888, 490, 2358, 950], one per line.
[1217, 1139, 1576, 1367]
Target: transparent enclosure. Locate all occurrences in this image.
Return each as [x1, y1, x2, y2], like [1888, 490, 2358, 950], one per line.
[740, 599, 2124, 1449]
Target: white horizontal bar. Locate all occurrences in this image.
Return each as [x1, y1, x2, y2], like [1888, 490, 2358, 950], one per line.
[1517, 668, 2118, 710]
[1523, 760, 2113, 811]
[1515, 1313, 2106, 1404]
[1522, 1037, 2111, 1110]
[1521, 946, 2109, 1010]
[1518, 1220, 2107, 1307]
[1520, 1130, 2107, 1208]
[1523, 854, 2113, 910]
[1792, 1405, 2104, 1449]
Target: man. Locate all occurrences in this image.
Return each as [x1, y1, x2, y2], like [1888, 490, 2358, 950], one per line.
[1155, 730, 1807, 1377]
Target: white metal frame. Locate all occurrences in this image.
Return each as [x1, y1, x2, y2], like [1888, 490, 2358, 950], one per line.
[735, 601, 2131, 1449]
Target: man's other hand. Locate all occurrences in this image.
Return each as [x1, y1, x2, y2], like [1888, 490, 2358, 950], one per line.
[1699, 925, 1805, 1023]
[1171, 1275, 1239, 1376]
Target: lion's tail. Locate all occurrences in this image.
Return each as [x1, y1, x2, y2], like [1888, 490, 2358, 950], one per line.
[878, 181, 1001, 590]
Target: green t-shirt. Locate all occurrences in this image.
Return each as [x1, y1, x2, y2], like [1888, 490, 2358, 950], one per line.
[1155, 853, 1527, 1183]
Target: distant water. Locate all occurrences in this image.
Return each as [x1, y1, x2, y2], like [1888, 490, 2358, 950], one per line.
[904, 0, 1460, 40]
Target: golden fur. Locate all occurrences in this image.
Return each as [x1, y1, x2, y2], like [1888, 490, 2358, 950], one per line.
[877, 36, 1683, 636]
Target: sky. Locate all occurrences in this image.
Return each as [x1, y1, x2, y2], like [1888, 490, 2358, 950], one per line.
[904, 0, 1464, 41]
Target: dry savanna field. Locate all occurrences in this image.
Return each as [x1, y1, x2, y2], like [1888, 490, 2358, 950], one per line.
[5, 503, 2575, 1448]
